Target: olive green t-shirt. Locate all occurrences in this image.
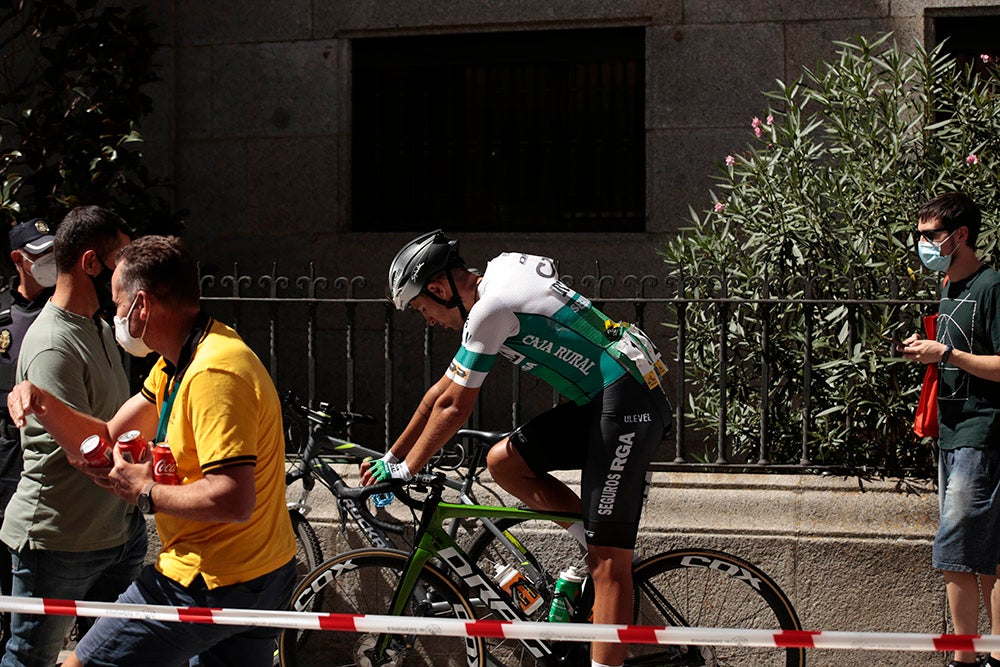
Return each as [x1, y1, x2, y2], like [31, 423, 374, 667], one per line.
[937, 266, 1000, 450]
[0, 301, 137, 552]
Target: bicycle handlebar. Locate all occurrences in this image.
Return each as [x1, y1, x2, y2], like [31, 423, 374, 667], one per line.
[282, 391, 376, 430]
[328, 477, 409, 534]
[336, 473, 444, 512]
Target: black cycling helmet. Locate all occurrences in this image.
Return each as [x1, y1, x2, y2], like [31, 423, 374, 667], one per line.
[388, 230, 467, 316]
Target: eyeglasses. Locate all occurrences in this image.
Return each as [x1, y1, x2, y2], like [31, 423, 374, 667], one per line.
[912, 227, 952, 243]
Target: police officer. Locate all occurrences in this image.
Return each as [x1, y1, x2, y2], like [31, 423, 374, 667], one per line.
[0, 219, 55, 643]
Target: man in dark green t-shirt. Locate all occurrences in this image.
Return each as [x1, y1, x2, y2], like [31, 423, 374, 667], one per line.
[903, 192, 1000, 667]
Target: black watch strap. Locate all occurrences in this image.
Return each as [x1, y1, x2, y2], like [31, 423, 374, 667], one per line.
[941, 343, 954, 364]
[138, 481, 157, 515]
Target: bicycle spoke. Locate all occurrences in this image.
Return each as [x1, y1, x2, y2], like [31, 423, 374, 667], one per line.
[628, 550, 804, 667]
[279, 550, 482, 667]
[635, 575, 689, 628]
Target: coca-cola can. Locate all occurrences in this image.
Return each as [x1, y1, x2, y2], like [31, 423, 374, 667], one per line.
[80, 434, 113, 468]
[115, 430, 149, 464]
[152, 443, 179, 485]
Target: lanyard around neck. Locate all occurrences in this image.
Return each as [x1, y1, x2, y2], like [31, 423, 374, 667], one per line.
[155, 379, 181, 444]
[153, 313, 209, 444]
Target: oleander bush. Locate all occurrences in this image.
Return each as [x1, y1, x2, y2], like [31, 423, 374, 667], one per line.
[663, 34, 1000, 477]
[0, 0, 180, 236]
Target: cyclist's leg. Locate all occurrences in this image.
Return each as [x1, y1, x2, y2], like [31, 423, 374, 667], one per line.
[586, 544, 634, 666]
[582, 377, 671, 666]
[486, 437, 581, 516]
[486, 399, 590, 517]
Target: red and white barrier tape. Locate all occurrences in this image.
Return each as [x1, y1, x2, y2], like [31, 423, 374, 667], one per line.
[0, 594, 993, 652]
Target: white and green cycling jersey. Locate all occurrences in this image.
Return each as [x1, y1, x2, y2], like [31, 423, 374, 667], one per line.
[446, 252, 666, 404]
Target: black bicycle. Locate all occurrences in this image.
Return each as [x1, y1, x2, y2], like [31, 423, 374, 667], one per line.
[281, 393, 401, 580]
[281, 393, 551, 580]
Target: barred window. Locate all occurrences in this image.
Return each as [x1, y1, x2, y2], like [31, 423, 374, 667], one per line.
[932, 12, 1000, 69]
[352, 27, 646, 233]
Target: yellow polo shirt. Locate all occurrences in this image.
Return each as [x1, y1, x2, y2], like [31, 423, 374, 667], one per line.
[141, 317, 294, 588]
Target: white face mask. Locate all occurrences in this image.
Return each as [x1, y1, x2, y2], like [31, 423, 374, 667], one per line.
[916, 229, 958, 273]
[113, 294, 153, 357]
[21, 251, 57, 288]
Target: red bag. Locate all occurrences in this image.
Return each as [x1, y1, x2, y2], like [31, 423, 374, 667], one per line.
[913, 313, 939, 438]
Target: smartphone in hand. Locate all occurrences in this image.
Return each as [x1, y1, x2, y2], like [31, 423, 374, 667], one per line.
[881, 329, 904, 350]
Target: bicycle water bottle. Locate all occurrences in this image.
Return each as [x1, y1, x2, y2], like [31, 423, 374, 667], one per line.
[494, 564, 543, 615]
[547, 566, 585, 623]
[363, 456, 395, 508]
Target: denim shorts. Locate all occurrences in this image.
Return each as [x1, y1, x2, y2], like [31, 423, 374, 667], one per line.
[74, 559, 296, 667]
[933, 446, 1000, 575]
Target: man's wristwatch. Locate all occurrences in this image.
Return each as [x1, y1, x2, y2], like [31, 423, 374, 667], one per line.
[137, 481, 157, 515]
[941, 343, 954, 365]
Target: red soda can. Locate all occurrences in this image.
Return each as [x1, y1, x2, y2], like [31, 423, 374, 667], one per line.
[80, 435, 113, 468]
[115, 430, 148, 464]
[152, 443, 179, 485]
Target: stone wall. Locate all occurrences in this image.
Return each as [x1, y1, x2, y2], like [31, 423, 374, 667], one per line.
[137, 0, 999, 281]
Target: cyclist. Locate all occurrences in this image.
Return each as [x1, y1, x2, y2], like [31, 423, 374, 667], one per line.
[362, 230, 672, 667]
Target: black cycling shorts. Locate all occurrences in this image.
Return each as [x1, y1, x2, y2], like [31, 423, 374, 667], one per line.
[508, 376, 672, 549]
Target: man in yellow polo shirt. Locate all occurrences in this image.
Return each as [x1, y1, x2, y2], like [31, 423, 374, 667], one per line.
[6, 235, 295, 666]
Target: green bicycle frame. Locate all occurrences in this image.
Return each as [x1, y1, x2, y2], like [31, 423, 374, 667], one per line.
[378, 495, 582, 665]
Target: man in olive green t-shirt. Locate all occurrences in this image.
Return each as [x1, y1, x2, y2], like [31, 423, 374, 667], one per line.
[0, 206, 143, 667]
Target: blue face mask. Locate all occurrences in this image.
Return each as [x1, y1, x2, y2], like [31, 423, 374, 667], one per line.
[917, 230, 957, 272]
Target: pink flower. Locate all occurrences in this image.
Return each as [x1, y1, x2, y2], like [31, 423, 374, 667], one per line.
[766, 115, 774, 125]
[754, 127, 763, 137]
[751, 117, 761, 128]
[966, 154, 979, 165]
[725, 155, 735, 166]
[982, 54, 992, 64]
[714, 202, 725, 213]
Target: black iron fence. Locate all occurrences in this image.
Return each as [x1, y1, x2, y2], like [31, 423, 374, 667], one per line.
[196, 262, 938, 477]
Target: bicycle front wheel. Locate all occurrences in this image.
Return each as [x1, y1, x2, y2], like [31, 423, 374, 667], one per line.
[628, 548, 805, 667]
[289, 510, 324, 581]
[278, 548, 484, 667]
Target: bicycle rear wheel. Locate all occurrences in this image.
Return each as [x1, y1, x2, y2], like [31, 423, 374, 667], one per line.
[278, 548, 484, 667]
[628, 548, 805, 667]
[289, 510, 324, 581]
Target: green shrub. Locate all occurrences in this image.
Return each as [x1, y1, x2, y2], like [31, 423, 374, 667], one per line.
[0, 0, 180, 235]
[663, 34, 1000, 476]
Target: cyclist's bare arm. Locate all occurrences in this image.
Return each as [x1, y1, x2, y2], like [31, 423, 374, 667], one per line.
[361, 374, 479, 484]
[394, 374, 452, 457]
[359, 375, 447, 481]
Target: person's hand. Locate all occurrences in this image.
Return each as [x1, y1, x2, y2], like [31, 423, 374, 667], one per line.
[6, 381, 49, 428]
[360, 451, 400, 486]
[369, 459, 412, 483]
[106, 445, 154, 503]
[902, 337, 947, 365]
[78, 460, 115, 490]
